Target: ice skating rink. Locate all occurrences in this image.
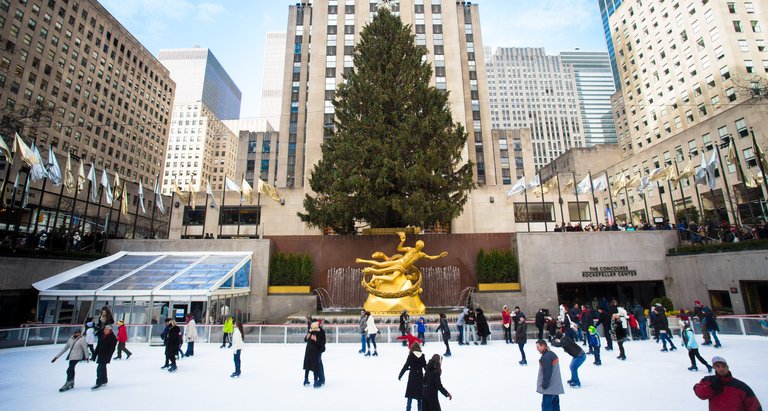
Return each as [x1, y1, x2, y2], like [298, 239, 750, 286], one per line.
[1, 335, 765, 410]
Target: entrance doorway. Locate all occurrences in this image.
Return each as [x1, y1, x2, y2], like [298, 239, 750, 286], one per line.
[741, 281, 768, 314]
[557, 281, 666, 309]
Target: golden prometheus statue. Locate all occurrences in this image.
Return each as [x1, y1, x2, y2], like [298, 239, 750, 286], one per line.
[355, 231, 448, 314]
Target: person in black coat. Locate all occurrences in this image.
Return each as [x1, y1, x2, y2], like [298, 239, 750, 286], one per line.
[162, 320, 181, 372]
[399, 310, 410, 347]
[535, 309, 547, 340]
[398, 341, 426, 411]
[516, 315, 528, 365]
[595, 307, 613, 351]
[92, 306, 114, 361]
[475, 307, 491, 345]
[423, 354, 452, 411]
[92, 325, 117, 390]
[436, 313, 452, 357]
[303, 321, 324, 388]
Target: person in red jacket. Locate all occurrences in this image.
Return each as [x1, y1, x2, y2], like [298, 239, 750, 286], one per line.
[694, 356, 762, 411]
[114, 320, 132, 360]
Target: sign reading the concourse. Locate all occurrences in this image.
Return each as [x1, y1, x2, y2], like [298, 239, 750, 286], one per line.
[582, 266, 638, 278]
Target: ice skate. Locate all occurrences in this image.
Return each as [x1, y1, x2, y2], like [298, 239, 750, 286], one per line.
[688, 366, 698, 371]
[58, 381, 74, 392]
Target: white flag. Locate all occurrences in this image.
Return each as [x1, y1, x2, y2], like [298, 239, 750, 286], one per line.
[592, 175, 608, 192]
[225, 176, 241, 192]
[0, 134, 12, 164]
[241, 177, 254, 204]
[46, 145, 63, 186]
[706, 150, 719, 190]
[14, 133, 39, 168]
[636, 175, 652, 194]
[506, 177, 526, 197]
[100, 169, 113, 205]
[153, 176, 165, 215]
[22, 175, 30, 208]
[525, 175, 540, 191]
[206, 180, 219, 211]
[29, 145, 48, 182]
[694, 154, 708, 186]
[86, 163, 98, 202]
[138, 180, 146, 214]
[575, 175, 592, 196]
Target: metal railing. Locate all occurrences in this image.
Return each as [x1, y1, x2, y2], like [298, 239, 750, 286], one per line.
[2, 316, 765, 349]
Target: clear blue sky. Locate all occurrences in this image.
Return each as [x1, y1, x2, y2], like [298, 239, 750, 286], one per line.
[101, 0, 606, 119]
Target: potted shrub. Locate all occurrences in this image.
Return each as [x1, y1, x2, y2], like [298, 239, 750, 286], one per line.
[476, 248, 520, 291]
[268, 252, 313, 294]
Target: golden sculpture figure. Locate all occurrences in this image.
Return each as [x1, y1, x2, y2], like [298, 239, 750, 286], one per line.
[356, 232, 448, 314]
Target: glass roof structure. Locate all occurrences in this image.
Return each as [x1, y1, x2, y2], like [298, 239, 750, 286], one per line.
[33, 252, 252, 299]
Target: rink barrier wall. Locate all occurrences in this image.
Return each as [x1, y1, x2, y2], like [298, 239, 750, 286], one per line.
[1, 316, 765, 350]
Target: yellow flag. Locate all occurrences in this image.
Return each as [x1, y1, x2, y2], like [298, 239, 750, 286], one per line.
[172, 180, 188, 202]
[727, 140, 738, 165]
[663, 165, 677, 183]
[63, 154, 75, 193]
[241, 177, 254, 204]
[257, 178, 282, 203]
[187, 180, 196, 209]
[121, 182, 128, 215]
[678, 160, 694, 180]
[611, 174, 627, 196]
[0, 134, 12, 164]
[757, 144, 768, 176]
[77, 161, 86, 190]
[625, 174, 641, 189]
[113, 173, 123, 200]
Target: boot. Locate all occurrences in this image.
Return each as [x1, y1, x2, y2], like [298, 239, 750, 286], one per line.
[519, 360, 527, 365]
[59, 380, 74, 392]
[364, 352, 371, 357]
[444, 352, 451, 357]
[706, 365, 713, 373]
[303, 379, 310, 386]
[594, 360, 602, 366]
[688, 366, 698, 371]
[230, 372, 240, 378]
[372, 351, 378, 357]
[168, 366, 177, 372]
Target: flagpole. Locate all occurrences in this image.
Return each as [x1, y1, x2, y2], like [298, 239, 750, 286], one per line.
[606, 171, 615, 226]
[553, 163, 564, 224]
[727, 137, 758, 224]
[640, 186, 650, 226]
[202, 181, 210, 238]
[672, 161, 692, 227]
[572, 170, 582, 223]
[523, 178, 531, 233]
[67, 177, 81, 243]
[184, 182, 192, 238]
[113, 188, 123, 238]
[219, 181, 227, 238]
[237, 174, 244, 237]
[32, 177, 48, 234]
[0, 138, 14, 207]
[623, 184, 633, 225]
[17, 168, 31, 236]
[150, 191, 157, 239]
[588, 171, 598, 227]
[714, 142, 739, 226]
[538, 169, 548, 232]
[94, 185, 104, 235]
[132, 184, 141, 239]
[749, 128, 768, 211]
[7, 171, 20, 233]
[167, 190, 175, 240]
[48, 181, 65, 232]
[257, 190, 262, 239]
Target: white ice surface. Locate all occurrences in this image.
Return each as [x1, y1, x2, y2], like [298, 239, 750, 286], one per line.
[1, 335, 766, 410]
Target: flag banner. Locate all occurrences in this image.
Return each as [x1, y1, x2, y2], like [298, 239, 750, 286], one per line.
[29, 145, 48, 182]
[113, 173, 123, 201]
[525, 175, 540, 190]
[63, 153, 75, 193]
[664, 165, 677, 184]
[100, 169, 113, 205]
[46, 145, 62, 186]
[575, 175, 592, 195]
[138, 180, 146, 214]
[172, 180, 188, 203]
[706, 150, 719, 190]
[746, 171, 759, 188]
[694, 154, 709, 187]
[592, 174, 608, 192]
[562, 178, 575, 193]
[154, 176, 165, 215]
[257, 178, 282, 203]
[87, 163, 98, 202]
[611, 174, 627, 196]
[647, 167, 663, 182]
[506, 177, 526, 197]
[77, 161, 86, 190]
[225, 176, 241, 192]
[206, 180, 219, 211]
[187, 181, 196, 209]
[606, 206, 614, 226]
[22, 175, 30, 208]
[0, 134, 12, 164]
[241, 177, 254, 204]
[13, 171, 19, 192]
[121, 182, 128, 216]
[727, 140, 738, 165]
[14, 133, 39, 168]
[636, 175, 652, 194]
[625, 174, 641, 189]
[756, 144, 768, 175]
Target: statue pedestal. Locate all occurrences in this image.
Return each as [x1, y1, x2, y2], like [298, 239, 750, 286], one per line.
[363, 279, 425, 314]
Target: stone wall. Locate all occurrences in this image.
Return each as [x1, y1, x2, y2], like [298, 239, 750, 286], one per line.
[0, 257, 83, 290]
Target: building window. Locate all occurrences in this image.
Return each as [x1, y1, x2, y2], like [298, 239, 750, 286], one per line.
[733, 21, 743, 32]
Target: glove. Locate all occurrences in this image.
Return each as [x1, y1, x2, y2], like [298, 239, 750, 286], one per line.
[708, 377, 724, 393]
[398, 375, 402, 381]
[51, 358, 56, 363]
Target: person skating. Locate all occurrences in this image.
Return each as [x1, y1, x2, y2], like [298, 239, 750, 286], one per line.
[552, 331, 586, 388]
[91, 324, 117, 390]
[416, 316, 427, 346]
[399, 310, 410, 347]
[51, 329, 89, 392]
[231, 320, 244, 377]
[579, 305, 593, 348]
[114, 320, 132, 360]
[512, 306, 525, 333]
[535, 309, 547, 340]
[587, 326, 602, 366]
[703, 306, 722, 348]
[302, 321, 324, 387]
[184, 313, 197, 357]
[595, 307, 613, 351]
[163, 319, 181, 371]
[423, 354, 452, 411]
[365, 311, 379, 356]
[84, 321, 95, 358]
[221, 315, 233, 348]
[358, 309, 368, 354]
[611, 313, 628, 360]
[465, 309, 477, 345]
[694, 300, 713, 345]
[682, 320, 712, 372]
[502, 305, 513, 344]
[316, 319, 327, 386]
[516, 314, 528, 365]
[653, 304, 677, 352]
[456, 308, 467, 346]
[475, 307, 491, 345]
[632, 302, 648, 340]
[398, 341, 426, 411]
[92, 306, 114, 361]
[436, 312, 452, 357]
[694, 356, 762, 410]
[536, 339, 565, 411]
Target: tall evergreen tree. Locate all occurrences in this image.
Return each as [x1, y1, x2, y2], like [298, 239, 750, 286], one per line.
[298, 8, 475, 234]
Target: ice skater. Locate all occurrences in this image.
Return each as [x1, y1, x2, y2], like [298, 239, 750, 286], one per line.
[92, 324, 117, 390]
[303, 321, 324, 387]
[502, 305, 513, 344]
[436, 312, 451, 357]
[84, 321, 95, 358]
[92, 306, 114, 361]
[221, 315, 233, 348]
[611, 313, 628, 360]
[587, 326, 601, 366]
[398, 341, 426, 411]
[653, 304, 677, 352]
[114, 320, 132, 360]
[516, 314, 528, 365]
[536, 339, 564, 411]
[416, 316, 427, 345]
[365, 311, 379, 356]
[358, 309, 368, 354]
[184, 313, 197, 357]
[552, 331, 586, 388]
[231, 320, 244, 377]
[423, 354, 452, 411]
[51, 328, 89, 392]
[162, 319, 181, 372]
[694, 356, 762, 410]
[399, 310, 410, 347]
[682, 319, 712, 372]
[475, 307, 491, 345]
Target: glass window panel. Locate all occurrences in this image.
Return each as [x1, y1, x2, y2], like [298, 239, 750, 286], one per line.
[51, 255, 157, 290]
[106, 256, 200, 291]
[161, 255, 250, 291]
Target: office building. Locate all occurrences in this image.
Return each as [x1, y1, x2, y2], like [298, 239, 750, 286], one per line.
[598, 0, 624, 90]
[260, 32, 287, 131]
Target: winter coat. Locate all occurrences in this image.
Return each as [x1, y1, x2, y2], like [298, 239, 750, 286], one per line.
[232, 328, 244, 350]
[399, 313, 409, 332]
[475, 309, 491, 337]
[84, 328, 95, 345]
[465, 312, 476, 326]
[365, 315, 378, 335]
[398, 351, 426, 399]
[116, 325, 128, 343]
[552, 334, 584, 358]
[537, 349, 565, 395]
[653, 308, 671, 333]
[95, 314, 114, 338]
[515, 321, 528, 344]
[303, 331, 323, 372]
[223, 318, 234, 333]
[165, 325, 181, 355]
[683, 328, 699, 350]
[95, 332, 117, 364]
[513, 310, 525, 329]
[423, 363, 451, 411]
[457, 309, 467, 326]
[54, 334, 89, 362]
[581, 309, 594, 331]
[611, 318, 627, 342]
[632, 304, 646, 321]
[596, 310, 612, 329]
[185, 319, 198, 342]
[694, 372, 762, 411]
[704, 309, 720, 332]
[628, 314, 639, 329]
[502, 310, 512, 326]
[587, 331, 601, 348]
[535, 310, 546, 329]
[616, 307, 629, 329]
[417, 318, 427, 333]
[436, 318, 451, 339]
[359, 314, 367, 333]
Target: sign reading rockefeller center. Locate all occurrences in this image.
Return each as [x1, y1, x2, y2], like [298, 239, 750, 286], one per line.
[582, 266, 638, 278]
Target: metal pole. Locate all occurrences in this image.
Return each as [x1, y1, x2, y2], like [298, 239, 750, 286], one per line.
[81, 180, 92, 234]
[31, 176, 47, 234]
[202, 181, 210, 238]
[538, 169, 548, 232]
[624, 184, 633, 225]
[184, 181, 192, 238]
[606, 171, 615, 226]
[48, 181, 66, 232]
[132, 182, 141, 239]
[219, 184, 227, 238]
[749, 128, 768, 197]
[553, 163, 564, 224]
[588, 171, 598, 226]
[673, 160, 692, 227]
[149, 191, 157, 239]
[523, 180, 531, 232]
[572, 170, 582, 223]
[67, 176, 81, 245]
[166, 190, 175, 240]
[727, 137, 757, 224]
[714, 143, 739, 225]
[113, 186, 123, 238]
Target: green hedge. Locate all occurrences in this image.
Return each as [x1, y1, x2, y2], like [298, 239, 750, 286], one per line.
[269, 252, 313, 286]
[668, 239, 768, 256]
[476, 248, 519, 283]
[650, 296, 674, 311]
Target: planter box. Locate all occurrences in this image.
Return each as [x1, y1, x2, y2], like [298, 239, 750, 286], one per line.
[477, 282, 521, 292]
[268, 286, 311, 294]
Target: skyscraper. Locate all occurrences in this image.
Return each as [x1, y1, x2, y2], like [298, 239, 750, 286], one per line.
[260, 32, 287, 131]
[560, 50, 618, 146]
[486, 47, 585, 171]
[597, 0, 624, 90]
[158, 48, 241, 193]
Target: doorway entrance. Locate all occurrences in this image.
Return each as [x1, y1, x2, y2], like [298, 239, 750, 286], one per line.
[741, 281, 768, 314]
[557, 281, 666, 309]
